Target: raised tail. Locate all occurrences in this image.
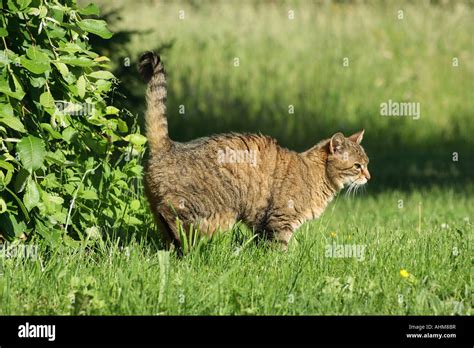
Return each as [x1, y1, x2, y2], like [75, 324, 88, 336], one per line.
[138, 51, 171, 155]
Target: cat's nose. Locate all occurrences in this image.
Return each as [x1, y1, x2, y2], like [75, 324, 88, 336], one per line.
[364, 168, 371, 181]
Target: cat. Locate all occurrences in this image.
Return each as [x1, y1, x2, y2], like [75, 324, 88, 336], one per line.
[138, 51, 371, 250]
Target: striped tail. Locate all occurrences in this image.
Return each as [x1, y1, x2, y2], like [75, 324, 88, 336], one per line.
[138, 51, 171, 155]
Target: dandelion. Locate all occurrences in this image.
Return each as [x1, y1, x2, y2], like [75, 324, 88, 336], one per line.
[330, 232, 337, 238]
[400, 269, 410, 278]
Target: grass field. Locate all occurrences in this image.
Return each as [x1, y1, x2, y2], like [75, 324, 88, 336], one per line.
[1, 0, 472, 315]
[1, 186, 471, 315]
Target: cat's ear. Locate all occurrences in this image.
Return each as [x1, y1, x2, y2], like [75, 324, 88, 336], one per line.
[348, 129, 364, 144]
[329, 132, 345, 154]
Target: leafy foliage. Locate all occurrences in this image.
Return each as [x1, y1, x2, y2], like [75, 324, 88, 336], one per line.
[0, 0, 152, 244]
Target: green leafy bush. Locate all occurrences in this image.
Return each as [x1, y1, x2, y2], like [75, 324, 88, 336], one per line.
[0, 0, 152, 244]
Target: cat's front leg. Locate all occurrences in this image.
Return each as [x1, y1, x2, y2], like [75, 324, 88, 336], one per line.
[272, 229, 294, 251]
[263, 212, 299, 251]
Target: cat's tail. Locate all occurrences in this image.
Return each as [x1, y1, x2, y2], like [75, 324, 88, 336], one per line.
[138, 51, 171, 155]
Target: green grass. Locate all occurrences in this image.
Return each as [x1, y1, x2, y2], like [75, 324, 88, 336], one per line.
[1, 186, 471, 315]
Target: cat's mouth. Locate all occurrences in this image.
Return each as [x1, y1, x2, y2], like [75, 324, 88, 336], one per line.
[344, 178, 367, 196]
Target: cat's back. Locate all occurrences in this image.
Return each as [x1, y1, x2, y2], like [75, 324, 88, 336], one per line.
[146, 132, 284, 199]
[151, 132, 280, 166]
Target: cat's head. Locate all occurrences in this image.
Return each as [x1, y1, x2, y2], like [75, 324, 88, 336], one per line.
[325, 130, 371, 191]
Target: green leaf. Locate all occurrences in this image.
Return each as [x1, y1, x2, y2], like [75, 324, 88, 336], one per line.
[30, 76, 46, 88]
[117, 119, 128, 133]
[0, 28, 8, 37]
[27, 7, 41, 16]
[20, 48, 51, 74]
[0, 51, 10, 66]
[0, 103, 14, 118]
[17, 135, 46, 172]
[10, 74, 26, 100]
[0, 103, 26, 132]
[88, 70, 115, 80]
[80, 189, 98, 200]
[20, 57, 50, 74]
[7, 1, 19, 11]
[38, 5, 48, 18]
[57, 42, 83, 54]
[0, 115, 26, 132]
[0, 197, 6, 213]
[0, 159, 14, 187]
[41, 123, 62, 139]
[78, 3, 100, 16]
[59, 55, 94, 67]
[18, 0, 33, 10]
[14, 168, 30, 193]
[130, 199, 140, 210]
[24, 177, 40, 211]
[35, 218, 61, 245]
[45, 150, 67, 166]
[124, 134, 147, 146]
[0, 212, 27, 239]
[0, 159, 14, 172]
[0, 72, 25, 100]
[77, 75, 86, 98]
[40, 91, 55, 108]
[26, 46, 47, 61]
[125, 215, 142, 225]
[53, 62, 69, 77]
[95, 79, 112, 93]
[77, 19, 113, 39]
[106, 106, 119, 115]
[47, 25, 67, 39]
[46, 194, 64, 205]
[62, 127, 78, 144]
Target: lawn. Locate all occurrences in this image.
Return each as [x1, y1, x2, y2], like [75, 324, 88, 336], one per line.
[1, 186, 471, 315]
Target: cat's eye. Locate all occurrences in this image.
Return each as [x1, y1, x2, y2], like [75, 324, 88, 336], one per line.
[354, 163, 362, 169]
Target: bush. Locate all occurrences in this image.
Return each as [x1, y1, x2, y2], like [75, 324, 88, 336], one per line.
[0, 0, 152, 244]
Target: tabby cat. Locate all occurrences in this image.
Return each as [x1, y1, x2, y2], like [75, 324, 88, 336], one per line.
[138, 52, 371, 250]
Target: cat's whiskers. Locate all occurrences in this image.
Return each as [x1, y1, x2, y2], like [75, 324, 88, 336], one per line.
[354, 184, 361, 197]
[353, 183, 359, 198]
[345, 181, 356, 198]
[345, 178, 367, 198]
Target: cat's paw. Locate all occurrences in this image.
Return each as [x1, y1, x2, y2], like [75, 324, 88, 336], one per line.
[270, 239, 289, 252]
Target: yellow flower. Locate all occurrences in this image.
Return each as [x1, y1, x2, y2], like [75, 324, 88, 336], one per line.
[400, 269, 410, 278]
[330, 232, 337, 238]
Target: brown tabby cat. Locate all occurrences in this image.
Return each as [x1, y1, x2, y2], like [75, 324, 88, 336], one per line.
[138, 52, 371, 250]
